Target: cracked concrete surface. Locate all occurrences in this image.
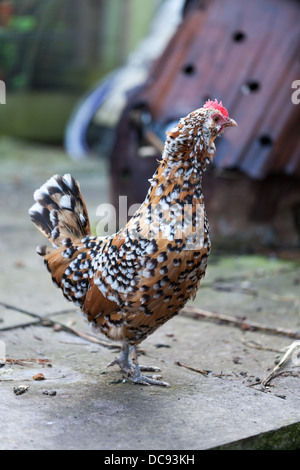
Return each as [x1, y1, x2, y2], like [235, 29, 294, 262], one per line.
[0, 138, 300, 450]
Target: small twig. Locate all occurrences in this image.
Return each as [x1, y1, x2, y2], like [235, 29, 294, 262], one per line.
[175, 361, 209, 377]
[63, 322, 121, 349]
[261, 341, 300, 388]
[212, 372, 239, 379]
[43, 317, 121, 350]
[0, 300, 120, 350]
[0, 374, 67, 383]
[5, 358, 52, 367]
[241, 339, 282, 353]
[181, 305, 300, 340]
[273, 371, 300, 380]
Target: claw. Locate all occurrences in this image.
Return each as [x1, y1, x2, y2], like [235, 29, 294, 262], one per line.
[108, 343, 170, 387]
[107, 343, 134, 373]
[131, 374, 170, 387]
[131, 359, 170, 387]
[139, 365, 161, 372]
[107, 357, 132, 374]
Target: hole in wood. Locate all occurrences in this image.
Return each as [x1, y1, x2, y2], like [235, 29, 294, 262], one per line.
[232, 31, 246, 42]
[121, 168, 131, 182]
[259, 135, 273, 147]
[241, 81, 260, 94]
[182, 64, 196, 75]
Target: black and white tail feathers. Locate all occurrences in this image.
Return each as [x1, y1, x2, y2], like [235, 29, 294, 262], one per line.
[29, 174, 92, 254]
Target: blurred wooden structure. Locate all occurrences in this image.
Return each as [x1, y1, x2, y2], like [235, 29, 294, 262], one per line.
[109, 0, 300, 248]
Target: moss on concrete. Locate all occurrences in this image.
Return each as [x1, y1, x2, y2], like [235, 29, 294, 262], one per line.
[215, 422, 300, 450]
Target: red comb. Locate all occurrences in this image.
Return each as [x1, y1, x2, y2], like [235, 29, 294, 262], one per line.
[203, 99, 229, 118]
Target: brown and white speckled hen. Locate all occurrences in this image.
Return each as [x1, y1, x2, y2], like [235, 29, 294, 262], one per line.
[29, 99, 237, 386]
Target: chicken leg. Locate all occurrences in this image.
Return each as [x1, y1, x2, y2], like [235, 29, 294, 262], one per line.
[108, 343, 170, 387]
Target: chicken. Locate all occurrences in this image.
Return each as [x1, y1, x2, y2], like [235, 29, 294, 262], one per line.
[29, 99, 237, 386]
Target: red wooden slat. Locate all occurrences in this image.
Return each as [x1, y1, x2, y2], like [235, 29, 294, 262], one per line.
[126, 0, 300, 180]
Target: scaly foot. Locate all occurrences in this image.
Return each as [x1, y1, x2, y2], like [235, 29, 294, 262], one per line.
[130, 361, 170, 387]
[108, 344, 169, 386]
[131, 373, 170, 387]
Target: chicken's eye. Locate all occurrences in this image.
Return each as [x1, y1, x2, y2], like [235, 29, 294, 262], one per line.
[213, 116, 220, 123]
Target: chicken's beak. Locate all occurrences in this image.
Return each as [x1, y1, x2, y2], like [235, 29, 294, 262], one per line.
[223, 118, 238, 128]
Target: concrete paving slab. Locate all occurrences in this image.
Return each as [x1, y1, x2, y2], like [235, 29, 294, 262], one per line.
[0, 138, 300, 450]
[0, 305, 39, 330]
[1, 247, 72, 316]
[194, 257, 300, 331]
[0, 319, 300, 450]
[0, 140, 108, 317]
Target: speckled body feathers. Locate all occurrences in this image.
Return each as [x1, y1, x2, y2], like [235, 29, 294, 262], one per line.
[29, 104, 237, 350]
